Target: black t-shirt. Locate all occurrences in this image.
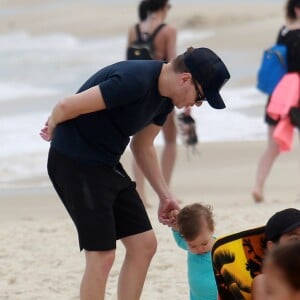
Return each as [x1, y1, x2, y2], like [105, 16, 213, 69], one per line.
[277, 27, 300, 72]
[51, 60, 174, 167]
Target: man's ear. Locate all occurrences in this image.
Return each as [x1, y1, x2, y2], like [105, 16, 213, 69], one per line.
[266, 241, 275, 251]
[181, 72, 192, 83]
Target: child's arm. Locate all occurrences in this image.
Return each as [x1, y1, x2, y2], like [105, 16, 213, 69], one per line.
[169, 210, 188, 250]
[172, 229, 188, 250]
[169, 210, 187, 250]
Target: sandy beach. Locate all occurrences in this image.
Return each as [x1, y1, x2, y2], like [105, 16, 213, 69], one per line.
[2, 142, 300, 300]
[1, 1, 300, 299]
[0, 142, 300, 300]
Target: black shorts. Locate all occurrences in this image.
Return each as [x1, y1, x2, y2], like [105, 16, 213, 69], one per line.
[47, 147, 152, 251]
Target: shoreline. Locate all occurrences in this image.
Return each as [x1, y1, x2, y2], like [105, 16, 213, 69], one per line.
[1, 140, 299, 222]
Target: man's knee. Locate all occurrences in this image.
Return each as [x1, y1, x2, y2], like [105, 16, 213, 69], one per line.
[145, 236, 157, 258]
[85, 250, 116, 276]
[124, 231, 157, 260]
[137, 233, 157, 260]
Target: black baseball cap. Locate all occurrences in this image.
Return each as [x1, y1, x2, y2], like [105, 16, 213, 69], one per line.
[265, 208, 300, 242]
[183, 47, 230, 109]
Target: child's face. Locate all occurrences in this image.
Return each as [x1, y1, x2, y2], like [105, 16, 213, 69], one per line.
[186, 226, 214, 254]
[264, 261, 300, 300]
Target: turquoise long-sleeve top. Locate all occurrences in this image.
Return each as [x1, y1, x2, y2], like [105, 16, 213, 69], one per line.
[172, 229, 218, 300]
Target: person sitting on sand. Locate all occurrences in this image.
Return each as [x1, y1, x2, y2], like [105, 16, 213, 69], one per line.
[252, 208, 300, 300]
[262, 240, 300, 300]
[169, 203, 218, 300]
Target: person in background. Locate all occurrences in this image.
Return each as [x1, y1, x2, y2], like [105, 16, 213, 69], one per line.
[169, 203, 218, 300]
[252, 208, 300, 300]
[40, 46, 230, 299]
[127, 0, 178, 206]
[262, 240, 300, 300]
[252, 0, 300, 203]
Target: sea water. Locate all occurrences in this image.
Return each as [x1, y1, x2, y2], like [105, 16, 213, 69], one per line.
[0, 1, 275, 186]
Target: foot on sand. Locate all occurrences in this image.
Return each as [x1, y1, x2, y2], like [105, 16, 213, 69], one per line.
[252, 191, 263, 203]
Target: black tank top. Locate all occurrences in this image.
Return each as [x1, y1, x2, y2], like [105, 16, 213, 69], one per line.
[277, 27, 300, 72]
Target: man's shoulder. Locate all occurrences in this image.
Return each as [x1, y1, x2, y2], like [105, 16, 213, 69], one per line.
[113, 59, 162, 68]
[116, 60, 163, 76]
[101, 60, 163, 93]
[103, 60, 157, 76]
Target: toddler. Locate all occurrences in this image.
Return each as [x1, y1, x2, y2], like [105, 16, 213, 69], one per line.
[170, 203, 218, 300]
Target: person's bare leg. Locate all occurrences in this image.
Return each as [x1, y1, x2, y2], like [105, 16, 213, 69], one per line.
[132, 160, 150, 206]
[252, 126, 280, 202]
[161, 111, 177, 185]
[80, 250, 115, 300]
[118, 230, 157, 300]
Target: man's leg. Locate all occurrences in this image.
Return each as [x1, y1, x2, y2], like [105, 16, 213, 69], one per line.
[118, 230, 157, 300]
[252, 126, 279, 202]
[80, 250, 116, 300]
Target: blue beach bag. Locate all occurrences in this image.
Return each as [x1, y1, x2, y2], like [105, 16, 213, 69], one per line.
[257, 44, 287, 95]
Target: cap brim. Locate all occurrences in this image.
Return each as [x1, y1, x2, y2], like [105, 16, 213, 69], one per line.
[204, 89, 226, 109]
[282, 222, 300, 235]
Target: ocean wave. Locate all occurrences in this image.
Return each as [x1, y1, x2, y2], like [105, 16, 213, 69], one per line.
[0, 82, 59, 102]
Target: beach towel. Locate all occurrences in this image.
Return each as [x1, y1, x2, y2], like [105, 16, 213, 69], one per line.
[212, 226, 266, 300]
[267, 73, 300, 152]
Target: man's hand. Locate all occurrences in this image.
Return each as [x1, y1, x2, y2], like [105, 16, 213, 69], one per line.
[158, 197, 180, 226]
[40, 117, 56, 142]
[168, 209, 180, 230]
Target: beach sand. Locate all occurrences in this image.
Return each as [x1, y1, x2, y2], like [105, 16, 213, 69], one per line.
[1, 1, 300, 299]
[2, 141, 300, 299]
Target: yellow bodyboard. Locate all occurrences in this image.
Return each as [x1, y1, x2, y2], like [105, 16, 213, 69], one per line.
[212, 226, 266, 300]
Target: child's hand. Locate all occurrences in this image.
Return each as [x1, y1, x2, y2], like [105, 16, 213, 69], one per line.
[168, 209, 179, 230]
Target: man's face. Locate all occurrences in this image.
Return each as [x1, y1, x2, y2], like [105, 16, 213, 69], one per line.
[279, 226, 300, 245]
[267, 227, 300, 251]
[171, 73, 205, 108]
